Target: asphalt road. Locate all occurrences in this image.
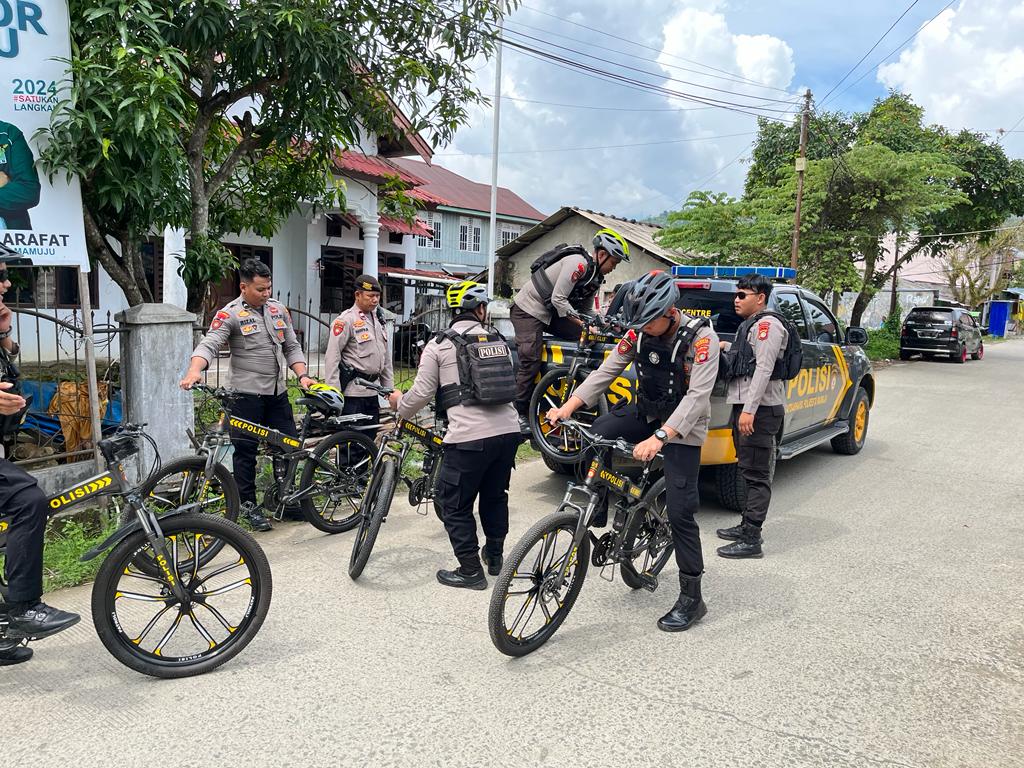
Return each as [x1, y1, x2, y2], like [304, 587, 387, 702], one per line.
[7, 341, 1023, 768]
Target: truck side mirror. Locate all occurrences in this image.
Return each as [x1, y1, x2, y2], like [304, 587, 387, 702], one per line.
[846, 327, 868, 346]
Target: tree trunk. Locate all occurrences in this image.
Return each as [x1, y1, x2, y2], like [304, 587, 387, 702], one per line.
[82, 206, 146, 306]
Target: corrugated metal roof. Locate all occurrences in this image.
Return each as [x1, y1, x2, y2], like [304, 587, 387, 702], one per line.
[333, 151, 426, 185]
[496, 207, 689, 265]
[391, 158, 545, 220]
[379, 215, 433, 238]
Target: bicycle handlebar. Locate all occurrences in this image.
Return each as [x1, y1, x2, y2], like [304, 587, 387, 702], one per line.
[187, 382, 240, 401]
[557, 418, 662, 461]
[354, 378, 395, 397]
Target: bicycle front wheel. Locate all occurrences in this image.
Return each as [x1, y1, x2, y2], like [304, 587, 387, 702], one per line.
[348, 456, 399, 580]
[488, 511, 590, 657]
[619, 477, 674, 590]
[299, 430, 377, 533]
[91, 514, 272, 678]
[529, 367, 607, 464]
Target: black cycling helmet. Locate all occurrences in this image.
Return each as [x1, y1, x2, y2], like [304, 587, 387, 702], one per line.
[592, 228, 629, 262]
[619, 271, 678, 329]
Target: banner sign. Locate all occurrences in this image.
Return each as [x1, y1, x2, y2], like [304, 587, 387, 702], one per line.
[0, 0, 89, 270]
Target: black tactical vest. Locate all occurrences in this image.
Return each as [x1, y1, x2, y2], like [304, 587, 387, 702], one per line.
[726, 311, 802, 382]
[435, 322, 517, 415]
[0, 347, 28, 438]
[530, 247, 604, 313]
[634, 316, 709, 422]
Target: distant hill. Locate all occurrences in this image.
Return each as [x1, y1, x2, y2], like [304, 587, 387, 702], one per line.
[642, 211, 671, 227]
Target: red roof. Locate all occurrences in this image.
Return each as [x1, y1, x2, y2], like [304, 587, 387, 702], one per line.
[333, 151, 426, 186]
[406, 186, 451, 207]
[391, 158, 545, 220]
[380, 215, 432, 238]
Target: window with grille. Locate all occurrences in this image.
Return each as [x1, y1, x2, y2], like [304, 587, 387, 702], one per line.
[417, 212, 442, 249]
[459, 216, 481, 253]
[501, 224, 522, 247]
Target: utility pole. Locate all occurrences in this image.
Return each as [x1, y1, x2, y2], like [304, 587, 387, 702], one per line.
[485, 19, 503, 299]
[790, 89, 812, 281]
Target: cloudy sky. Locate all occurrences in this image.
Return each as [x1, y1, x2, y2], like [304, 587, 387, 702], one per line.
[433, 0, 1024, 220]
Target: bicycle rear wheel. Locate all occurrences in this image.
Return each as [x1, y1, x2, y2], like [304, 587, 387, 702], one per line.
[348, 457, 399, 580]
[135, 455, 240, 522]
[529, 368, 607, 464]
[619, 478, 673, 590]
[300, 430, 377, 533]
[91, 514, 272, 678]
[488, 511, 590, 657]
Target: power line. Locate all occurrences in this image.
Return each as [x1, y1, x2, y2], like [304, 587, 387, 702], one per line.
[679, 142, 755, 202]
[820, 0, 923, 104]
[997, 114, 1024, 144]
[517, 3, 792, 93]
[501, 17, 800, 99]
[435, 131, 757, 157]
[500, 26, 799, 107]
[479, 93, 725, 112]
[820, 0, 958, 108]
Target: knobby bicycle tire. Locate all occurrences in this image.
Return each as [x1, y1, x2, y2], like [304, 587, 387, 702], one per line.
[300, 430, 377, 533]
[619, 477, 673, 590]
[529, 368, 608, 465]
[488, 511, 590, 657]
[91, 514, 272, 678]
[348, 457, 399, 580]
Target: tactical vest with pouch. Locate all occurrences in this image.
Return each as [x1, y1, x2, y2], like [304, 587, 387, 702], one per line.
[634, 315, 710, 422]
[529, 243, 603, 313]
[725, 310, 802, 382]
[435, 327, 517, 414]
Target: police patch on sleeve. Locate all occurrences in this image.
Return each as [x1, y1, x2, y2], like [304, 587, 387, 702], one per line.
[757, 321, 771, 341]
[332, 319, 344, 336]
[694, 336, 711, 364]
[616, 329, 637, 355]
[571, 262, 586, 282]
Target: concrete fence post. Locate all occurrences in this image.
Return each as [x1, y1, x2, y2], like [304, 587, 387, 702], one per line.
[115, 304, 197, 474]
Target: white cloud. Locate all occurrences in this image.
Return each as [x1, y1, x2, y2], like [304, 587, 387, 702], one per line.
[877, 0, 1024, 150]
[436, 0, 799, 219]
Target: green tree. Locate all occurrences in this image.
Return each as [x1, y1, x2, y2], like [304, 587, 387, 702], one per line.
[41, 0, 511, 310]
[941, 224, 1024, 307]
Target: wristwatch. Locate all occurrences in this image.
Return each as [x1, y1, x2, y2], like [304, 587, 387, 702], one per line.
[654, 428, 668, 442]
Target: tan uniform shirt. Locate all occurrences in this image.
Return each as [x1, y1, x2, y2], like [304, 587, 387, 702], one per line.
[512, 252, 599, 325]
[573, 319, 720, 446]
[324, 305, 394, 397]
[396, 319, 520, 444]
[192, 296, 305, 396]
[724, 314, 788, 413]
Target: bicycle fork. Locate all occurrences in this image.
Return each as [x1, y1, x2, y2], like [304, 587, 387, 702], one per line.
[132, 502, 194, 607]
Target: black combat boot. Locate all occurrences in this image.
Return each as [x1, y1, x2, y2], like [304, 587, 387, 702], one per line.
[240, 501, 273, 532]
[436, 567, 488, 591]
[715, 520, 747, 541]
[716, 522, 763, 558]
[0, 638, 33, 666]
[481, 543, 503, 577]
[656, 573, 706, 632]
[5, 601, 81, 640]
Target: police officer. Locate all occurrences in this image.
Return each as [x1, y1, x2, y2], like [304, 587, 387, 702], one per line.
[547, 271, 719, 632]
[716, 273, 789, 558]
[180, 259, 315, 531]
[510, 228, 629, 430]
[325, 274, 393, 425]
[0, 249, 79, 666]
[387, 281, 520, 591]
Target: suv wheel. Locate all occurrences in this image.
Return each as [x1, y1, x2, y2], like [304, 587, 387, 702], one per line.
[899, 350, 911, 361]
[954, 344, 967, 364]
[831, 387, 870, 455]
[715, 446, 777, 512]
[971, 341, 984, 361]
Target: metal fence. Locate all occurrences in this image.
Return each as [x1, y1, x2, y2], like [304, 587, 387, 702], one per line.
[6, 308, 122, 469]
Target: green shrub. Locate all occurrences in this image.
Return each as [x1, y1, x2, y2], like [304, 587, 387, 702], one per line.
[865, 327, 901, 361]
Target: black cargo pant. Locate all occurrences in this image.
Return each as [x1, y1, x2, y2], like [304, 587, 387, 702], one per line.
[231, 392, 298, 507]
[510, 303, 582, 415]
[591, 403, 704, 577]
[730, 403, 784, 525]
[342, 395, 380, 426]
[0, 459, 48, 603]
[435, 433, 520, 573]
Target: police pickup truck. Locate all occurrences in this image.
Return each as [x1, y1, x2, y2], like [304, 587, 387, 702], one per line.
[527, 265, 875, 511]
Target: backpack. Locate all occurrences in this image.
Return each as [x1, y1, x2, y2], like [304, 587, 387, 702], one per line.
[726, 311, 803, 381]
[434, 327, 517, 413]
[529, 243, 598, 310]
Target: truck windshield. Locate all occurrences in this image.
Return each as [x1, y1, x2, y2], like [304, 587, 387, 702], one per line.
[677, 289, 743, 335]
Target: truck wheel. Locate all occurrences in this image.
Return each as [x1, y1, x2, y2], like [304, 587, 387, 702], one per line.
[831, 387, 870, 455]
[715, 449, 776, 512]
[542, 453, 574, 476]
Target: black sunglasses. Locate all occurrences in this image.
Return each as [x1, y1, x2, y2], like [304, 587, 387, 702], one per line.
[735, 290, 753, 300]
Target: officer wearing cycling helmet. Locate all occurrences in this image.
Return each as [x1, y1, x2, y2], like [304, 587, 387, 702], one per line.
[325, 274, 393, 425]
[0, 248, 80, 666]
[546, 271, 720, 633]
[510, 228, 629, 431]
[388, 281, 520, 591]
[181, 259, 316, 531]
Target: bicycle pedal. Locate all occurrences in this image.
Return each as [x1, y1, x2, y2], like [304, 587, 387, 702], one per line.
[637, 572, 659, 592]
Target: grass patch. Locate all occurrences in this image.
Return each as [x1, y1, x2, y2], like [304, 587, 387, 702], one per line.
[41, 517, 118, 591]
[517, 441, 542, 462]
[865, 327, 901, 361]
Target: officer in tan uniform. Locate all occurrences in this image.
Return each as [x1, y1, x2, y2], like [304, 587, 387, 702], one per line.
[510, 228, 629, 430]
[387, 281, 520, 591]
[716, 272, 789, 559]
[325, 274, 393, 425]
[547, 271, 720, 633]
[181, 259, 315, 531]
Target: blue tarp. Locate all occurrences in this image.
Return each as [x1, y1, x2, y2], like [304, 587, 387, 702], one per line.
[19, 380, 122, 443]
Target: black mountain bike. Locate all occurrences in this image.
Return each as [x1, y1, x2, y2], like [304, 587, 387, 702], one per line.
[348, 379, 446, 580]
[488, 419, 672, 657]
[528, 312, 623, 472]
[154, 384, 376, 533]
[0, 424, 272, 678]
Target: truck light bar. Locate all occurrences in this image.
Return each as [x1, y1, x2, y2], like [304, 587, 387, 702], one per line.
[672, 265, 797, 280]
[675, 280, 712, 289]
